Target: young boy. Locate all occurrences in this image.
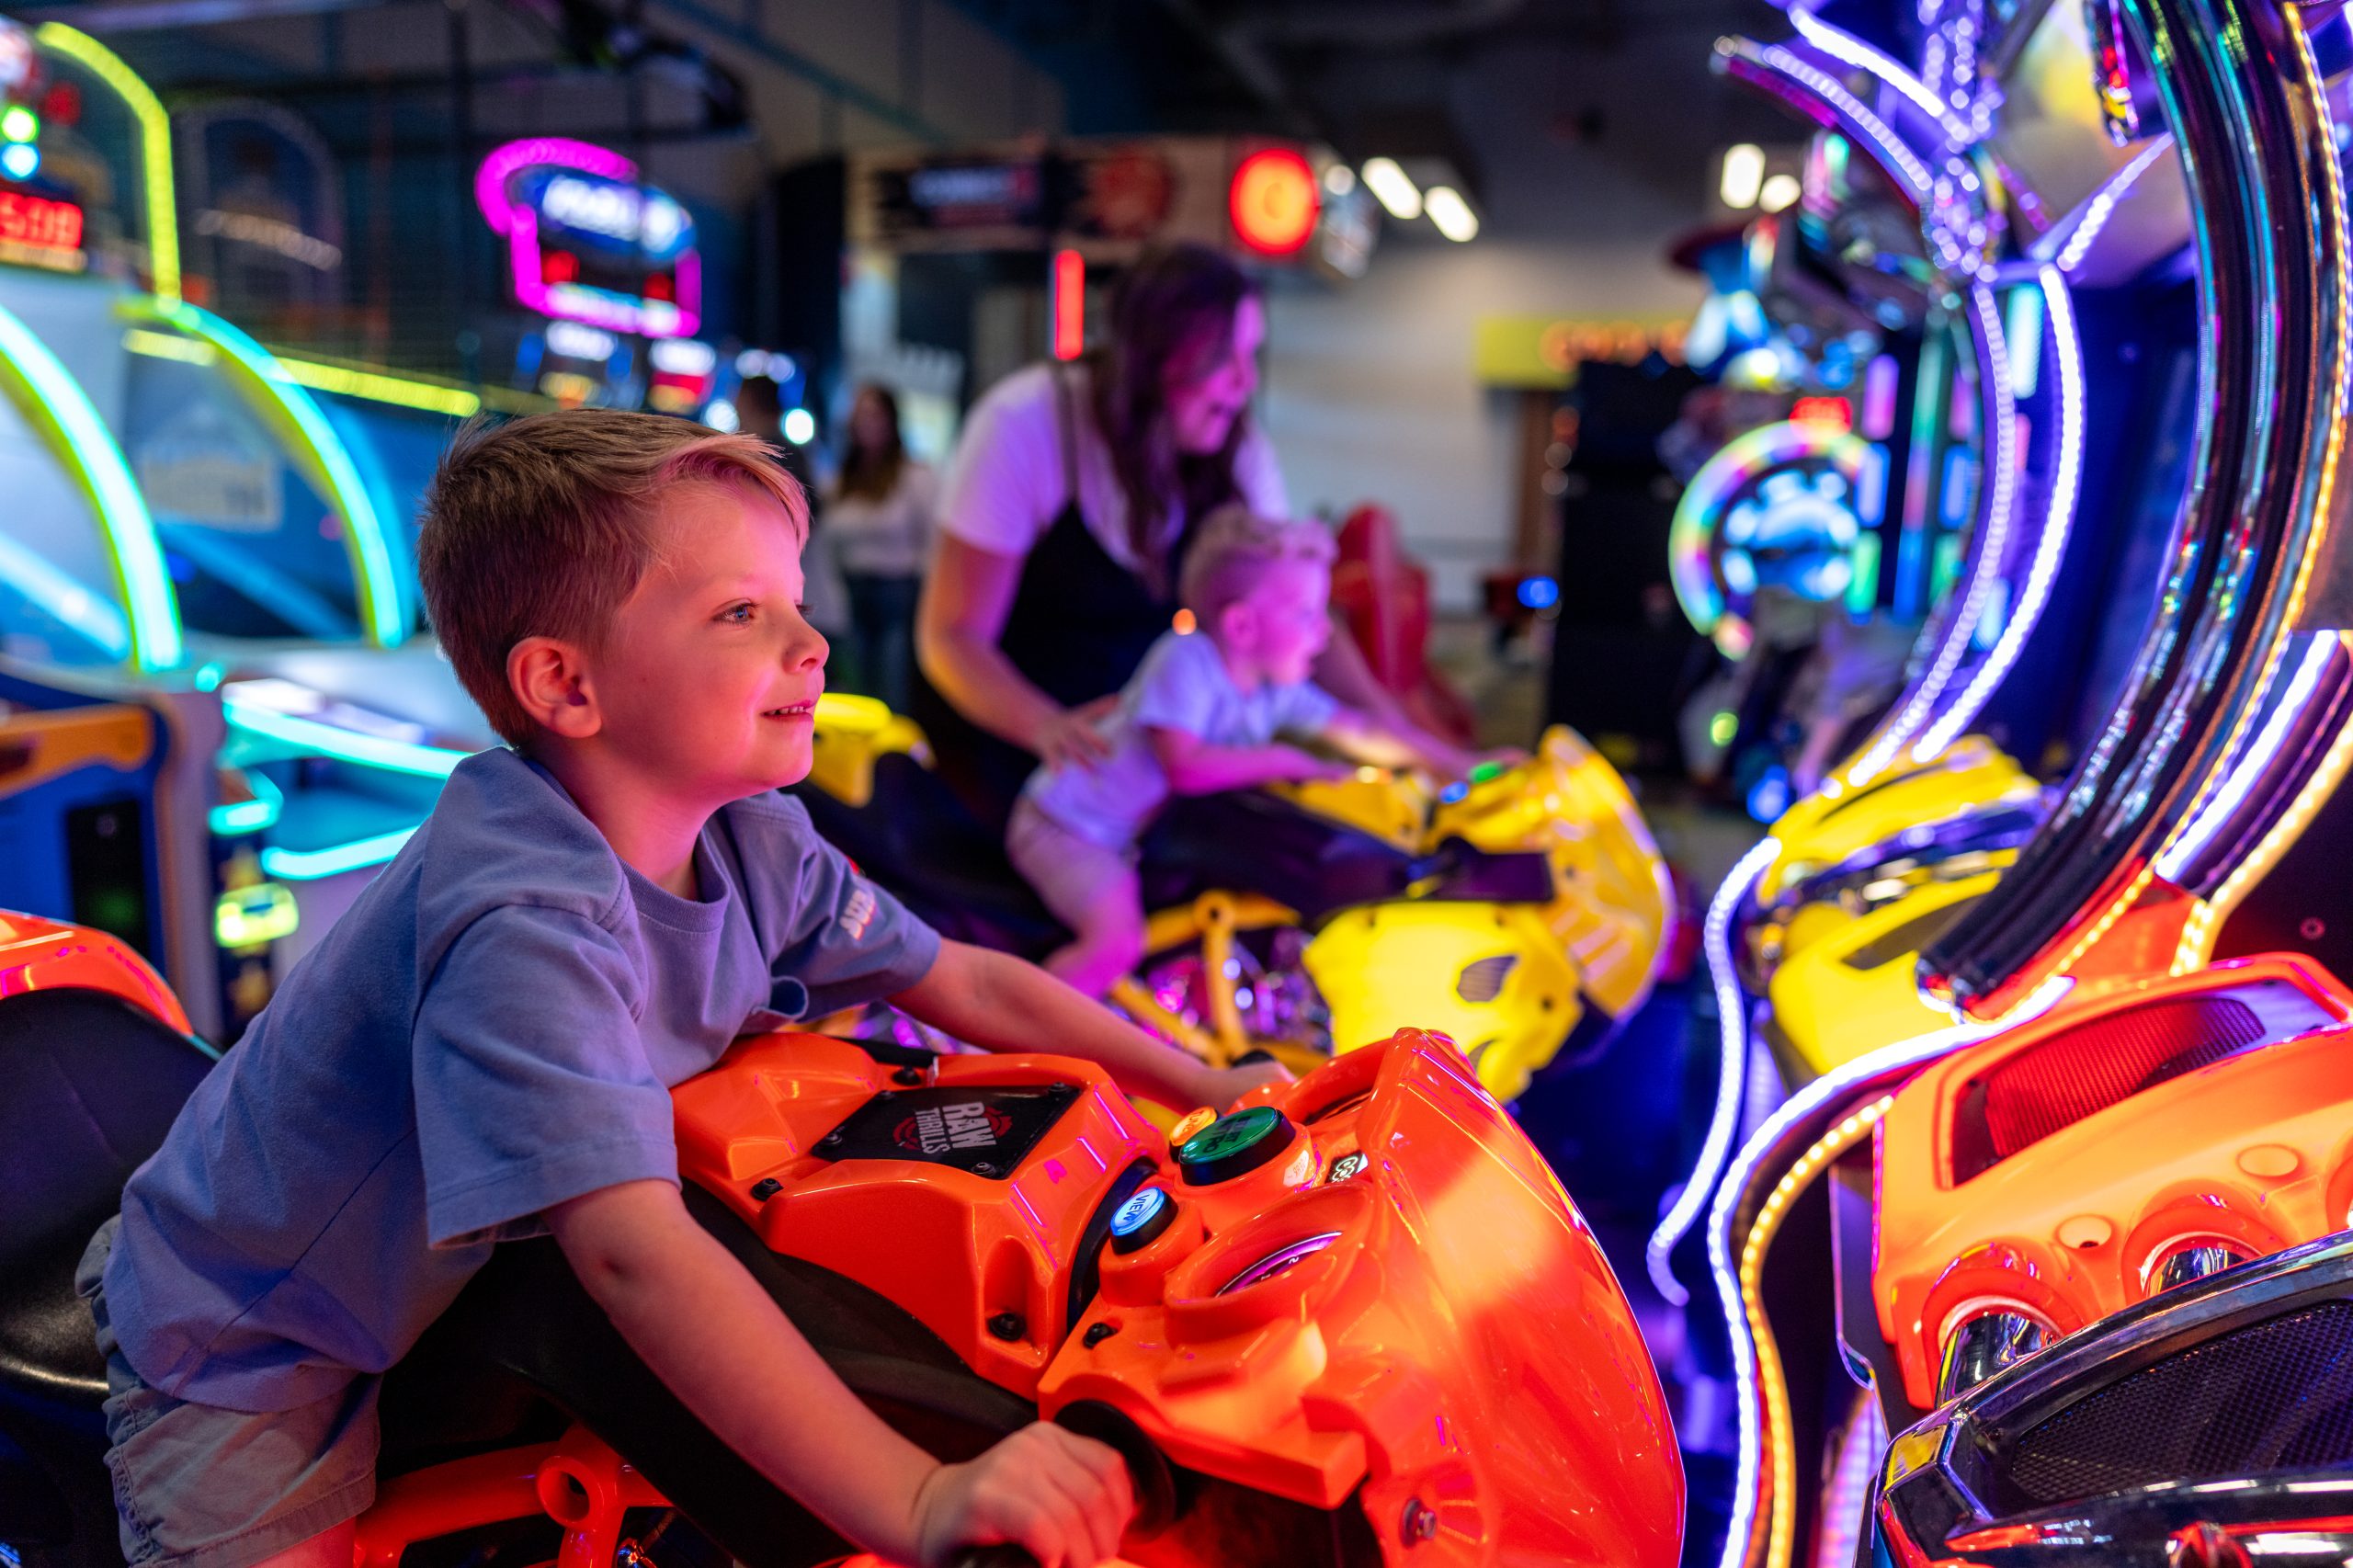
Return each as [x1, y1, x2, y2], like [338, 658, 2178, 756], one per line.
[1006, 506, 1473, 996]
[75, 412, 1280, 1568]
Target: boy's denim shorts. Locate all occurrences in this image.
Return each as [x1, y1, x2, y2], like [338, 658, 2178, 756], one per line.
[74, 1218, 381, 1568]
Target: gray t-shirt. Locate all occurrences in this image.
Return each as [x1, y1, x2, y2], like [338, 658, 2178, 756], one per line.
[1021, 629, 1338, 850]
[103, 747, 938, 1414]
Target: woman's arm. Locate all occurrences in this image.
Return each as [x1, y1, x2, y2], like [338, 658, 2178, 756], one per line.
[916, 535, 1112, 767]
[1310, 616, 1415, 730]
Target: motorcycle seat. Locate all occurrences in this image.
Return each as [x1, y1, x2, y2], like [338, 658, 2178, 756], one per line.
[0, 987, 213, 1411]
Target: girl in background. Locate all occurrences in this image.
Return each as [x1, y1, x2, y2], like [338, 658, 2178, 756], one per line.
[825, 384, 936, 711]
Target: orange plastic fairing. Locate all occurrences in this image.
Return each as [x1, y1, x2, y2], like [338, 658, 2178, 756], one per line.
[1872, 953, 2353, 1411]
[0, 907, 188, 1034]
[674, 1028, 1683, 1566]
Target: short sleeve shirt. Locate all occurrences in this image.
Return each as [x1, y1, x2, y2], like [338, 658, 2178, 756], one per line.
[938, 362, 1290, 570]
[1021, 629, 1339, 849]
[102, 748, 939, 1414]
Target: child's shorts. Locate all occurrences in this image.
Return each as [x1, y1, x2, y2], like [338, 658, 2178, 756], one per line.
[74, 1218, 381, 1568]
[1006, 795, 1140, 929]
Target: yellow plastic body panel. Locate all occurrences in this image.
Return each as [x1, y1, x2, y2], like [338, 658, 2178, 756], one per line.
[804, 692, 926, 809]
[1760, 739, 2039, 904]
[1305, 898, 1583, 1105]
[1265, 769, 1432, 853]
[1766, 871, 1998, 1080]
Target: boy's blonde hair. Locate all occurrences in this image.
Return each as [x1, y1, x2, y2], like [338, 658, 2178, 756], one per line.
[1178, 505, 1336, 627]
[418, 409, 807, 745]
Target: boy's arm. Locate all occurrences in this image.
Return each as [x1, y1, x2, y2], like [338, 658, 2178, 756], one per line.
[893, 940, 1289, 1110]
[1146, 723, 1351, 795]
[548, 1178, 1132, 1568]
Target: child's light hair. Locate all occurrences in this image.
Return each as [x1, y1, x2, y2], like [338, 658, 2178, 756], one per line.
[418, 409, 807, 746]
[1178, 505, 1336, 627]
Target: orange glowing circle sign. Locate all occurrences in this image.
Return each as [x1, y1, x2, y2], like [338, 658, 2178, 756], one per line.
[1228, 148, 1319, 257]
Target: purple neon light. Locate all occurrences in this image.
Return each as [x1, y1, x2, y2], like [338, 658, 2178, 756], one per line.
[1912, 266, 2085, 763]
[2154, 631, 2341, 882]
[1703, 976, 2073, 1568]
[473, 136, 700, 339]
[1788, 6, 1970, 146]
[1848, 281, 2018, 784]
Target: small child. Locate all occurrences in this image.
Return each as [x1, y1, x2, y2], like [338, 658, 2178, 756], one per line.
[1007, 506, 1472, 995]
[76, 412, 1280, 1568]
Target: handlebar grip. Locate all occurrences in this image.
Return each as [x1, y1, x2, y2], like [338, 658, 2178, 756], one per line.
[948, 1549, 1039, 1568]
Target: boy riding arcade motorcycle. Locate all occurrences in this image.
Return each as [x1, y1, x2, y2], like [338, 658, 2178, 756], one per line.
[0, 911, 1686, 1568]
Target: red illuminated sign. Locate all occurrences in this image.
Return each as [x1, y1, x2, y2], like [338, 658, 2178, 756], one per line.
[1229, 148, 1319, 257]
[0, 190, 83, 259]
[1051, 247, 1085, 361]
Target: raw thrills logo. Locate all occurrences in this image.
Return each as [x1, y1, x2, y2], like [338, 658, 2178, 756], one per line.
[896, 1099, 1012, 1156]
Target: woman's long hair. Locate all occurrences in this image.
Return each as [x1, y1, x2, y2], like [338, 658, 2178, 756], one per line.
[1088, 244, 1261, 597]
[836, 383, 907, 503]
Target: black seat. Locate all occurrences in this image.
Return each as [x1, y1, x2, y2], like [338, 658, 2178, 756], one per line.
[380, 1185, 1034, 1568]
[0, 985, 214, 1562]
[794, 755, 1069, 959]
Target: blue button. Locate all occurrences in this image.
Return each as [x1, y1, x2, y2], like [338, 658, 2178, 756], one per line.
[1110, 1185, 1168, 1237]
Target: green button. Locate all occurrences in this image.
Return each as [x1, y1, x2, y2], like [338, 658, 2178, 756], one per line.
[1177, 1105, 1297, 1186]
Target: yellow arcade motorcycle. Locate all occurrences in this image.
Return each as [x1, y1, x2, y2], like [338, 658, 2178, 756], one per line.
[795, 695, 1675, 1103]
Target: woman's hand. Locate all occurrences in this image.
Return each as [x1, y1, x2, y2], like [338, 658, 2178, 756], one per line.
[909, 1423, 1134, 1568]
[1037, 695, 1120, 770]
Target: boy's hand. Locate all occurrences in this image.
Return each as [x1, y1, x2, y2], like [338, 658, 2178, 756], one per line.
[908, 1423, 1134, 1568]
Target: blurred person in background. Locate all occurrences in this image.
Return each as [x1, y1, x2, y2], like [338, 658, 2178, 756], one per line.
[738, 372, 848, 648]
[825, 384, 936, 711]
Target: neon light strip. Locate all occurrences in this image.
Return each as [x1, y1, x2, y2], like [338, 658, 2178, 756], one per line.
[0, 527, 131, 659]
[0, 300, 177, 669]
[1706, 977, 2073, 1568]
[1911, 267, 2085, 762]
[1746, 1096, 1895, 1568]
[1648, 835, 1780, 1304]
[2042, 136, 2176, 273]
[475, 137, 699, 339]
[1739, 41, 1932, 199]
[260, 825, 415, 881]
[2166, 6, 2353, 972]
[1848, 283, 2019, 783]
[275, 356, 480, 417]
[208, 769, 284, 836]
[2152, 631, 2338, 881]
[33, 23, 177, 304]
[1787, 7, 1972, 146]
[1051, 248, 1085, 361]
[135, 329, 489, 417]
[223, 698, 470, 778]
[142, 301, 404, 647]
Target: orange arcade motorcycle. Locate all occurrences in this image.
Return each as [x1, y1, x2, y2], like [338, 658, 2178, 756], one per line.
[0, 910, 1684, 1568]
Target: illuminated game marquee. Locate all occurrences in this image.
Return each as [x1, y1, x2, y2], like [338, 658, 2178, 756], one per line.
[474, 137, 699, 338]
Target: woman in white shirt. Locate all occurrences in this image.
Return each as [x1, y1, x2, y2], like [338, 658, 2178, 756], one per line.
[824, 384, 936, 711]
[915, 244, 1396, 828]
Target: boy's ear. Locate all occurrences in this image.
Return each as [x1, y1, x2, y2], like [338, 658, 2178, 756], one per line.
[1214, 598, 1257, 650]
[507, 635, 601, 741]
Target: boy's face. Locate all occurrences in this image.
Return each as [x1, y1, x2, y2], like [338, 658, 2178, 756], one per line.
[1222, 555, 1331, 687]
[589, 481, 826, 804]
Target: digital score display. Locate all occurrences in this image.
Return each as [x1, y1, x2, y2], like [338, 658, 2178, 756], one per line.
[0, 188, 85, 271]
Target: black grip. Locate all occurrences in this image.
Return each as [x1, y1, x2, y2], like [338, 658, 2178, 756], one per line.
[949, 1550, 1038, 1568]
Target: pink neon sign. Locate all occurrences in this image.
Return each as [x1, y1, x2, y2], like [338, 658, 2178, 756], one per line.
[474, 136, 701, 338]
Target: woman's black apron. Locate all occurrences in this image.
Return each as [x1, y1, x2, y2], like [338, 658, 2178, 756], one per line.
[912, 369, 1184, 831]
